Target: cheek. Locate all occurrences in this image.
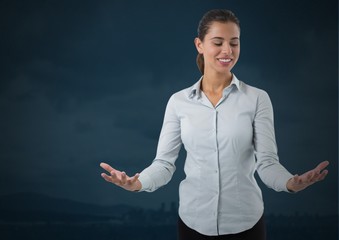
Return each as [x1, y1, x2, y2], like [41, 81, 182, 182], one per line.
[204, 47, 220, 58]
[233, 47, 240, 56]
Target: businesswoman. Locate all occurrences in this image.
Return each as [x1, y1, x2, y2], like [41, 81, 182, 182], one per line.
[100, 9, 329, 240]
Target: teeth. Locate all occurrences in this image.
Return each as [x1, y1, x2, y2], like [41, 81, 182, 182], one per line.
[219, 58, 231, 62]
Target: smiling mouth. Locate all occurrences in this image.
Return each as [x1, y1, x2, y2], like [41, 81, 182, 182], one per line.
[218, 58, 232, 63]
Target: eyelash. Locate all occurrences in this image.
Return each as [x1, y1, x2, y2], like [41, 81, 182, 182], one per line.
[214, 43, 238, 47]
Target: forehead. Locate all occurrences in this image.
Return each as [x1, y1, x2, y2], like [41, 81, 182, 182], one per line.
[206, 21, 240, 39]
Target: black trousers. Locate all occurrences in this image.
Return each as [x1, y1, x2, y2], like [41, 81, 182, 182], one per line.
[177, 215, 266, 240]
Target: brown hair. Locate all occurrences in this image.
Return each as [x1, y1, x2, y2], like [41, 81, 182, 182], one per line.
[196, 9, 240, 74]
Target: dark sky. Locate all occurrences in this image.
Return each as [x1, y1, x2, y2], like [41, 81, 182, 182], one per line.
[0, 0, 337, 216]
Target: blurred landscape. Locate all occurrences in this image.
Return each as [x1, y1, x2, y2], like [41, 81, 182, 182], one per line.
[0, 192, 337, 240]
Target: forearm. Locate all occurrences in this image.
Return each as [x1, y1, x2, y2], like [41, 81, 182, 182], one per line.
[256, 155, 293, 192]
[138, 159, 176, 192]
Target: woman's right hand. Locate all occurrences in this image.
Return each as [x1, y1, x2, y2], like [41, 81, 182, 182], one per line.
[100, 162, 142, 192]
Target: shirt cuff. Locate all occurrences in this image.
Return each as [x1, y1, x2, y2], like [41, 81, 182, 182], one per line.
[138, 172, 152, 192]
[281, 172, 294, 193]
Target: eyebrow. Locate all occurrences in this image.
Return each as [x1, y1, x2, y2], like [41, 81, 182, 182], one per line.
[210, 37, 240, 41]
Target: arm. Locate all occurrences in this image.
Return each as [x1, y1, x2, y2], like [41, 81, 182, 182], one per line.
[100, 95, 182, 192]
[138, 95, 182, 192]
[254, 91, 329, 193]
[253, 91, 293, 192]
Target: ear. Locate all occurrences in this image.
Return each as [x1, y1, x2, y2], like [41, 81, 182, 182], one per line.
[194, 37, 204, 54]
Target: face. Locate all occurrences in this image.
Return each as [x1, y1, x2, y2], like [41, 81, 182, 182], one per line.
[195, 21, 240, 75]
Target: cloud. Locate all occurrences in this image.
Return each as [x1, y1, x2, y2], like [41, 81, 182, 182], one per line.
[0, 0, 337, 214]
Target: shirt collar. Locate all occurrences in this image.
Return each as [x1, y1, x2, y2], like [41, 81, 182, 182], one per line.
[188, 74, 242, 99]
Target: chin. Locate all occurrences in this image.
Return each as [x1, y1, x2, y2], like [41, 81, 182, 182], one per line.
[218, 67, 234, 74]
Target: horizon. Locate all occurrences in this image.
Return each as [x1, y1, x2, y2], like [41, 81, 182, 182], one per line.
[0, 191, 337, 217]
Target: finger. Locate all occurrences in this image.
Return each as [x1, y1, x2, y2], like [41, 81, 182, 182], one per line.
[110, 171, 118, 180]
[301, 168, 321, 182]
[310, 167, 326, 182]
[132, 173, 140, 183]
[127, 173, 140, 185]
[101, 173, 113, 183]
[307, 167, 329, 184]
[315, 161, 330, 172]
[305, 171, 314, 180]
[318, 169, 329, 181]
[315, 169, 329, 182]
[121, 171, 127, 185]
[107, 171, 124, 186]
[100, 162, 115, 173]
[308, 171, 318, 182]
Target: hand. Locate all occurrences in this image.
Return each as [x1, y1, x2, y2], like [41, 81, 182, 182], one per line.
[286, 161, 329, 193]
[100, 162, 142, 192]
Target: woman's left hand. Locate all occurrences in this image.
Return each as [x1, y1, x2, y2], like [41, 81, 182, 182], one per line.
[286, 161, 329, 193]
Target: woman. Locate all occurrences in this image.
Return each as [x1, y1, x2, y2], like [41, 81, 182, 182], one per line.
[100, 9, 329, 240]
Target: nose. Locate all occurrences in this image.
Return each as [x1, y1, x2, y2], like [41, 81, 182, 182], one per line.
[222, 44, 232, 55]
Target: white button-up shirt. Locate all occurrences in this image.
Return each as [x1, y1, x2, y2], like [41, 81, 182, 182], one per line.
[139, 74, 293, 236]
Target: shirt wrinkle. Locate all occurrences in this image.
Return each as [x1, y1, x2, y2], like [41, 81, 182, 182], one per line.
[139, 73, 293, 236]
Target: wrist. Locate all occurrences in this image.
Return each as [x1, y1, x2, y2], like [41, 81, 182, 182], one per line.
[286, 178, 297, 193]
[131, 180, 142, 192]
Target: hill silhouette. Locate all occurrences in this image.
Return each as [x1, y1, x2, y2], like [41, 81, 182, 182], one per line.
[0, 192, 337, 240]
[0, 192, 134, 222]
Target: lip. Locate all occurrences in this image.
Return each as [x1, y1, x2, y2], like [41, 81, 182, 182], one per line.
[217, 58, 233, 66]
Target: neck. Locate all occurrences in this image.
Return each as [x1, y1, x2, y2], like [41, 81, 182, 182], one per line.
[201, 70, 233, 93]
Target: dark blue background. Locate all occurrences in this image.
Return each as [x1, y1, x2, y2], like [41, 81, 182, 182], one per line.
[0, 0, 337, 227]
